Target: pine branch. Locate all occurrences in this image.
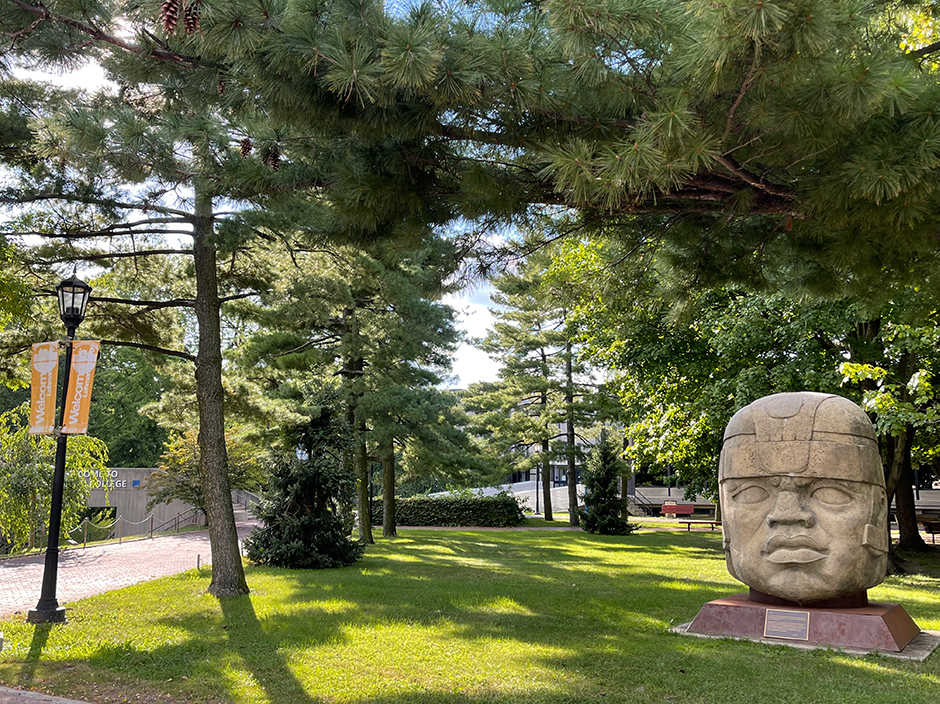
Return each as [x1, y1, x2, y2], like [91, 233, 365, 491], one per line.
[6, 0, 210, 67]
[11, 229, 194, 241]
[34, 289, 196, 310]
[101, 338, 195, 362]
[714, 155, 793, 199]
[0, 192, 194, 218]
[723, 50, 760, 144]
[910, 41, 940, 58]
[219, 292, 261, 303]
[270, 335, 342, 359]
[32, 249, 193, 264]
[90, 295, 196, 309]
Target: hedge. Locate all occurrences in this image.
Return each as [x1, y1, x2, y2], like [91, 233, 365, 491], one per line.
[371, 493, 526, 528]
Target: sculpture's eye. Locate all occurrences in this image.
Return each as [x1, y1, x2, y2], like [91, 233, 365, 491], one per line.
[732, 485, 769, 504]
[811, 486, 853, 506]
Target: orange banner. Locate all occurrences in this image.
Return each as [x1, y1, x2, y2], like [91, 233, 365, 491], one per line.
[61, 340, 100, 435]
[29, 342, 59, 435]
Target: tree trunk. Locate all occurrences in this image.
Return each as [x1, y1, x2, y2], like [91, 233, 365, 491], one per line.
[381, 438, 397, 537]
[565, 341, 579, 526]
[621, 437, 633, 520]
[895, 427, 926, 550]
[539, 377, 553, 521]
[355, 429, 373, 544]
[192, 190, 249, 597]
[541, 438, 553, 521]
[881, 350, 925, 552]
[340, 315, 372, 544]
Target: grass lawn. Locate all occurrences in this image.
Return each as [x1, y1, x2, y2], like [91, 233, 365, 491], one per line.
[1, 529, 939, 704]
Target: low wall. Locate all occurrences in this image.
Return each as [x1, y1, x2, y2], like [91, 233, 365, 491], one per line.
[85, 467, 202, 537]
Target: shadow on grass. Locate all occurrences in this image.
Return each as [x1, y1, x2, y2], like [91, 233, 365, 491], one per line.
[218, 595, 320, 703]
[39, 530, 940, 704]
[17, 623, 52, 686]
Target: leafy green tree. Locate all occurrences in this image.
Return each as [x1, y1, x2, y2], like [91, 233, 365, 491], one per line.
[559, 237, 940, 547]
[0, 403, 108, 553]
[146, 425, 265, 514]
[243, 386, 363, 569]
[580, 431, 635, 536]
[839, 315, 940, 550]
[87, 346, 170, 467]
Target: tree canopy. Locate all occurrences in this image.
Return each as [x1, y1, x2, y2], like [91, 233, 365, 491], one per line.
[5, 1, 940, 286]
[4, 0, 940, 564]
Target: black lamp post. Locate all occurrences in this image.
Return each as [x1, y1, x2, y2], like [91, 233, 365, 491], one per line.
[27, 275, 92, 625]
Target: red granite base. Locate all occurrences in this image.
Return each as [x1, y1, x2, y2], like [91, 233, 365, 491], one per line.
[687, 593, 921, 652]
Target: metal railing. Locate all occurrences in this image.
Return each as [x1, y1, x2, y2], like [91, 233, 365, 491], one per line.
[151, 507, 205, 534]
[231, 488, 261, 507]
[61, 508, 205, 548]
[629, 488, 657, 517]
[231, 488, 261, 515]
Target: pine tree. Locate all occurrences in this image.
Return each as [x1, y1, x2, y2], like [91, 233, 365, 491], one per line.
[465, 247, 602, 525]
[233, 238, 480, 538]
[581, 431, 635, 536]
[0, 57, 281, 596]
[7, 1, 940, 297]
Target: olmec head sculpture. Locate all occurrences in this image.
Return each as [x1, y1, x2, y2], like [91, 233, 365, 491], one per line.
[719, 392, 888, 605]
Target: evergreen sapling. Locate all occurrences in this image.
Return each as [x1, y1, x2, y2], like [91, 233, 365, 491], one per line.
[244, 390, 364, 569]
[580, 432, 636, 536]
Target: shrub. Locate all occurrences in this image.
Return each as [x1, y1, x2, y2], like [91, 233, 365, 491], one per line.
[580, 432, 637, 536]
[372, 490, 525, 527]
[243, 388, 363, 569]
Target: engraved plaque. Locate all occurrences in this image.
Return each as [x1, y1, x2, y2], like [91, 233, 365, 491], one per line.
[764, 609, 810, 640]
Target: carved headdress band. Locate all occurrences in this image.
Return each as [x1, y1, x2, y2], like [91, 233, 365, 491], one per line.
[719, 392, 884, 486]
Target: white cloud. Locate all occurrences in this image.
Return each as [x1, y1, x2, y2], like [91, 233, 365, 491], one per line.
[14, 62, 111, 92]
[449, 344, 501, 388]
[443, 286, 503, 388]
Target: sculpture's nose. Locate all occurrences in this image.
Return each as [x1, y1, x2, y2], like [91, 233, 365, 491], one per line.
[766, 488, 815, 528]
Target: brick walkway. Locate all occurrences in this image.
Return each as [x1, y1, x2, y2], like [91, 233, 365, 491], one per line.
[0, 522, 257, 619]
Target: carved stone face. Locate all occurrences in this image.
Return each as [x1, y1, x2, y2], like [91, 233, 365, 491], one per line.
[719, 392, 888, 604]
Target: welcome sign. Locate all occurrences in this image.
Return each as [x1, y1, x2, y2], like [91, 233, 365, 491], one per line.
[61, 340, 100, 435]
[29, 341, 59, 435]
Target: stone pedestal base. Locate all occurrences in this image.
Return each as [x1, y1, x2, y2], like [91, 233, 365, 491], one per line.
[686, 593, 920, 652]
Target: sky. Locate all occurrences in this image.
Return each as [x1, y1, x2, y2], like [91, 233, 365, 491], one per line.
[442, 285, 502, 389]
[16, 62, 503, 389]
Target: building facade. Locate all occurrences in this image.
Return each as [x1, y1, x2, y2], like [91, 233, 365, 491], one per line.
[85, 467, 202, 538]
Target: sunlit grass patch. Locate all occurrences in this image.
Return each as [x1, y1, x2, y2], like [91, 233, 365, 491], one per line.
[1, 530, 938, 704]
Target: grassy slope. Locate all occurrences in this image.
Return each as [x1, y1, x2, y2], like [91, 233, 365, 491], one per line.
[1, 530, 938, 704]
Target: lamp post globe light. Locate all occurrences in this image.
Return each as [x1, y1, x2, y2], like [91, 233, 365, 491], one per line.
[27, 275, 92, 625]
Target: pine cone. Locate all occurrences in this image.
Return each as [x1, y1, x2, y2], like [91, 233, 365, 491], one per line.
[240, 138, 252, 158]
[218, 75, 227, 97]
[262, 144, 280, 172]
[270, 145, 280, 172]
[160, 0, 181, 33]
[183, 2, 201, 35]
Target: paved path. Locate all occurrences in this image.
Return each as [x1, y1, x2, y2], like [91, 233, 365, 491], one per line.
[0, 522, 257, 620]
[0, 688, 91, 704]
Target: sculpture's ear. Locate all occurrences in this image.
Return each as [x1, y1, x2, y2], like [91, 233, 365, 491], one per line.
[863, 523, 888, 555]
[863, 487, 888, 556]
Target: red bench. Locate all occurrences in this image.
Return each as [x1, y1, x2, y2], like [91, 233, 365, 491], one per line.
[661, 504, 694, 517]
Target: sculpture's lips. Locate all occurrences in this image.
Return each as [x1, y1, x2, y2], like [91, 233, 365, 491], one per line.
[762, 536, 828, 564]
